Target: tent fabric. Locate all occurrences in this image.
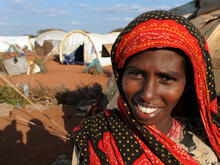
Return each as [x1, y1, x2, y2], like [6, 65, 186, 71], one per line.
[0, 36, 32, 52]
[197, 0, 220, 16]
[59, 30, 120, 66]
[169, 1, 197, 19]
[35, 41, 54, 56]
[30, 38, 36, 50]
[35, 30, 67, 47]
[3, 56, 28, 76]
[190, 9, 220, 95]
[35, 30, 67, 56]
[0, 41, 11, 52]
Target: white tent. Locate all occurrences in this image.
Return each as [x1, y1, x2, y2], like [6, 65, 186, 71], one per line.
[30, 38, 36, 50]
[35, 30, 67, 47]
[59, 30, 120, 66]
[0, 36, 32, 52]
[0, 41, 11, 52]
[35, 30, 68, 56]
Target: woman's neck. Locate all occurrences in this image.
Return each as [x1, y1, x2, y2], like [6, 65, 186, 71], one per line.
[155, 115, 173, 135]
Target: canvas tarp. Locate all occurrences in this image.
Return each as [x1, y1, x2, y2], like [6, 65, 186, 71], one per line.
[35, 30, 67, 56]
[169, 1, 197, 19]
[190, 9, 220, 95]
[0, 36, 32, 52]
[197, 0, 220, 16]
[3, 56, 28, 76]
[170, 0, 220, 19]
[35, 30, 67, 47]
[35, 41, 54, 56]
[59, 30, 120, 66]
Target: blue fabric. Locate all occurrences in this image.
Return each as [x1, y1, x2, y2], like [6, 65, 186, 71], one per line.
[63, 52, 89, 65]
[84, 58, 103, 73]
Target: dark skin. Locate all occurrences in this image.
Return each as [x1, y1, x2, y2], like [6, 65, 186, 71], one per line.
[122, 49, 186, 135]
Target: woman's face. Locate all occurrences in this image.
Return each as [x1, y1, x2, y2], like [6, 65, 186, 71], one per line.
[122, 49, 186, 134]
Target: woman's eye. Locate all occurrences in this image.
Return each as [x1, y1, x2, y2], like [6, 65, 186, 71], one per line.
[128, 72, 143, 79]
[159, 75, 176, 83]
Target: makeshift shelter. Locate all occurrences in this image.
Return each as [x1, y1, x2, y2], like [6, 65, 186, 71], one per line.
[169, 0, 220, 95]
[3, 56, 28, 76]
[0, 41, 11, 53]
[35, 30, 67, 56]
[190, 9, 220, 95]
[30, 38, 36, 50]
[59, 30, 120, 66]
[0, 36, 32, 52]
[169, 0, 197, 19]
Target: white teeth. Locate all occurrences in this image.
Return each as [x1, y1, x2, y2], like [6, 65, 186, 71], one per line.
[138, 105, 157, 113]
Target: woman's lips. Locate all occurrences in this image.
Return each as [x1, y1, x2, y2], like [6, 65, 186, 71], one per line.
[132, 104, 163, 124]
[136, 104, 162, 116]
[138, 105, 158, 113]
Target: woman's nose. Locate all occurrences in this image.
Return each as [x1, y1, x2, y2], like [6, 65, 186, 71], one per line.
[140, 78, 156, 102]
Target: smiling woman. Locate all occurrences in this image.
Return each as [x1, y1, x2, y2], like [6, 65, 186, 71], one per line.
[72, 10, 220, 164]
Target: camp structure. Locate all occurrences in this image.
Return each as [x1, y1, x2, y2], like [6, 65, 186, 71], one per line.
[59, 30, 120, 66]
[190, 9, 220, 95]
[171, 0, 220, 95]
[35, 30, 67, 56]
[0, 36, 32, 53]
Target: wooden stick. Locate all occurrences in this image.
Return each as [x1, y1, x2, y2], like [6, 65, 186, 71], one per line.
[0, 74, 71, 138]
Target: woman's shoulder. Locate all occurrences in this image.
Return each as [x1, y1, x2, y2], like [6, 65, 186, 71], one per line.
[73, 109, 120, 147]
[74, 109, 119, 134]
[83, 109, 118, 123]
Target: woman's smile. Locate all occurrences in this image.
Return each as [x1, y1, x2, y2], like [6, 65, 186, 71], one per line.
[138, 105, 159, 113]
[136, 104, 162, 120]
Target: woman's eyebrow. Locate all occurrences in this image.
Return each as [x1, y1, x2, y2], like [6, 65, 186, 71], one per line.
[156, 71, 181, 77]
[125, 65, 141, 70]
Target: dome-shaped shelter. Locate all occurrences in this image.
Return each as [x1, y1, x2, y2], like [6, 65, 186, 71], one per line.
[59, 30, 120, 66]
[35, 30, 67, 56]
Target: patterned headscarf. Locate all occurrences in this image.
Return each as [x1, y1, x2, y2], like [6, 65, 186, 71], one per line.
[111, 10, 220, 159]
[73, 10, 220, 164]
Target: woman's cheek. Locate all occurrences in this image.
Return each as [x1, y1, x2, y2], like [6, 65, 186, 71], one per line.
[123, 78, 141, 99]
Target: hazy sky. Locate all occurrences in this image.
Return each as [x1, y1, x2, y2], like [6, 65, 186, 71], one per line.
[0, 0, 192, 36]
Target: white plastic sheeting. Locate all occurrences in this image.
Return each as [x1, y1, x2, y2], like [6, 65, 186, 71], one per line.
[30, 38, 36, 49]
[0, 36, 32, 52]
[0, 41, 11, 52]
[3, 56, 28, 76]
[35, 30, 67, 47]
[89, 33, 120, 66]
[60, 30, 120, 66]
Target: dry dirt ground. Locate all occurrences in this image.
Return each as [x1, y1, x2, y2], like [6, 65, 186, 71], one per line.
[0, 55, 113, 165]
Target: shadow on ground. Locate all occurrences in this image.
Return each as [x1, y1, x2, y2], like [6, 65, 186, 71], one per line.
[0, 83, 104, 165]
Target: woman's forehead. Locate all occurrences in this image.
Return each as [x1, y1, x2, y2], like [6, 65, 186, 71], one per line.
[125, 49, 186, 71]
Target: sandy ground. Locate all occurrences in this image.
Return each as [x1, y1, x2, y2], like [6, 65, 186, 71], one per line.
[0, 55, 113, 165]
